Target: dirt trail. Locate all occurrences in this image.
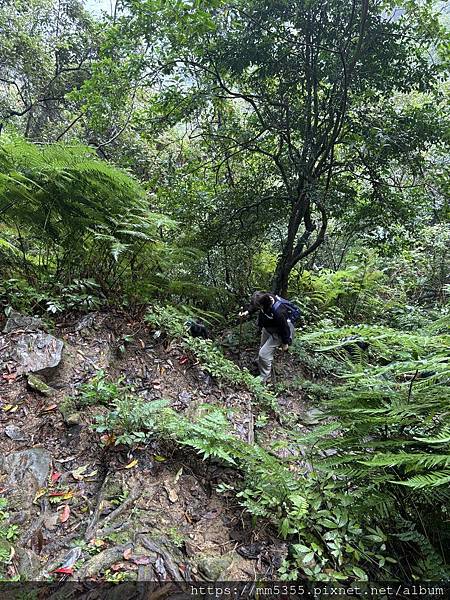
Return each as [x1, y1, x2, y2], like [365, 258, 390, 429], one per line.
[0, 311, 307, 582]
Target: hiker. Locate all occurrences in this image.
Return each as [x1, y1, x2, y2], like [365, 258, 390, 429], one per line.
[239, 292, 300, 383]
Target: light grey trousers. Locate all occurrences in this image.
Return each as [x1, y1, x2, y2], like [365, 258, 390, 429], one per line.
[258, 321, 295, 382]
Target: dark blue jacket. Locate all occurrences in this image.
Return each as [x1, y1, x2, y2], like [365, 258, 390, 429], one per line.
[248, 293, 292, 345]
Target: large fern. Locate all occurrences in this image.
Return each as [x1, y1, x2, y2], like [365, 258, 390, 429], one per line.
[294, 318, 450, 577]
[0, 135, 179, 298]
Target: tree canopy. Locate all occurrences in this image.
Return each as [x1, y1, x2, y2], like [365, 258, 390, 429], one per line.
[0, 0, 448, 584]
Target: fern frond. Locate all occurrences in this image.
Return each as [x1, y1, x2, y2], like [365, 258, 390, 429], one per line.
[392, 471, 450, 489]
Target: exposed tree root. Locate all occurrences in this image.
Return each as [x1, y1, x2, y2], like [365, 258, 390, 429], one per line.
[75, 543, 134, 579]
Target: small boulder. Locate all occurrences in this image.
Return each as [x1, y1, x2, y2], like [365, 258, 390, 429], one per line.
[2, 448, 52, 498]
[15, 547, 41, 579]
[197, 554, 233, 581]
[59, 397, 80, 426]
[3, 312, 45, 334]
[11, 332, 63, 376]
[4, 425, 28, 442]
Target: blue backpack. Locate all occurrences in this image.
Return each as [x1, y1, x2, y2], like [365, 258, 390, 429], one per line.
[272, 296, 301, 323]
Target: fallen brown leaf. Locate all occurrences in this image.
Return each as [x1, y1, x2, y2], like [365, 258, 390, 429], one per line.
[132, 555, 152, 565]
[123, 547, 133, 560]
[2, 372, 17, 382]
[59, 505, 70, 523]
[100, 434, 115, 446]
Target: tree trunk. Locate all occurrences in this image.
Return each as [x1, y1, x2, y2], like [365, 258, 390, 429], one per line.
[271, 191, 328, 296]
[272, 261, 291, 296]
[271, 207, 300, 296]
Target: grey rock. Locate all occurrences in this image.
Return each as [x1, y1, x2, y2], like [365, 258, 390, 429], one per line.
[4, 425, 28, 442]
[177, 390, 192, 407]
[43, 513, 59, 531]
[197, 554, 233, 581]
[10, 332, 63, 375]
[15, 547, 41, 578]
[2, 448, 52, 494]
[3, 312, 45, 334]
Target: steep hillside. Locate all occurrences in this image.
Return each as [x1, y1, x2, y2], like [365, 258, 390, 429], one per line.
[0, 310, 299, 583]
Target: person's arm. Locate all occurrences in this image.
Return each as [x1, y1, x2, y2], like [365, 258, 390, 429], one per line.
[274, 311, 291, 346]
[239, 293, 261, 318]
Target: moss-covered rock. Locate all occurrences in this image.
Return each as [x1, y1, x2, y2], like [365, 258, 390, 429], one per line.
[102, 476, 124, 501]
[59, 396, 80, 426]
[27, 374, 54, 396]
[197, 554, 233, 581]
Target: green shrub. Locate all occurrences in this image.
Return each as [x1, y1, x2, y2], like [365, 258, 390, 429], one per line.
[0, 276, 105, 315]
[145, 305, 278, 411]
[76, 370, 127, 407]
[0, 498, 20, 581]
[296, 318, 450, 578]
[86, 384, 392, 581]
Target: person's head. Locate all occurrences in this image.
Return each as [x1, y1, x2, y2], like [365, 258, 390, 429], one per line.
[258, 293, 274, 314]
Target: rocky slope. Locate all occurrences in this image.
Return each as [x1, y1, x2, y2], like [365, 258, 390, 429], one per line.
[0, 311, 308, 584]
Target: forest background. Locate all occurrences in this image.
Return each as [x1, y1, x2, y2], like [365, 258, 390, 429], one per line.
[0, 0, 449, 583]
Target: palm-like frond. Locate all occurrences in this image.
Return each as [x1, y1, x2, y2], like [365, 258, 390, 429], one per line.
[0, 135, 178, 294]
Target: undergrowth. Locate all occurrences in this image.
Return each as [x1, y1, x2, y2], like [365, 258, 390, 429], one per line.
[0, 498, 19, 581]
[72, 300, 450, 580]
[294, 319, 450, 579]
[145, 305, 279, 412]
[80, 373, 394, 581]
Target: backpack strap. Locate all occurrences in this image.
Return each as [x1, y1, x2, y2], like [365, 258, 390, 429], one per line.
[272, 300, 282, 312]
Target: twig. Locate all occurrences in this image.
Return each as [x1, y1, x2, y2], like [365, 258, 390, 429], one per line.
[247, 397, 255, 445]
[55, 113, 84, 141]
[407, 369, 419, 402]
